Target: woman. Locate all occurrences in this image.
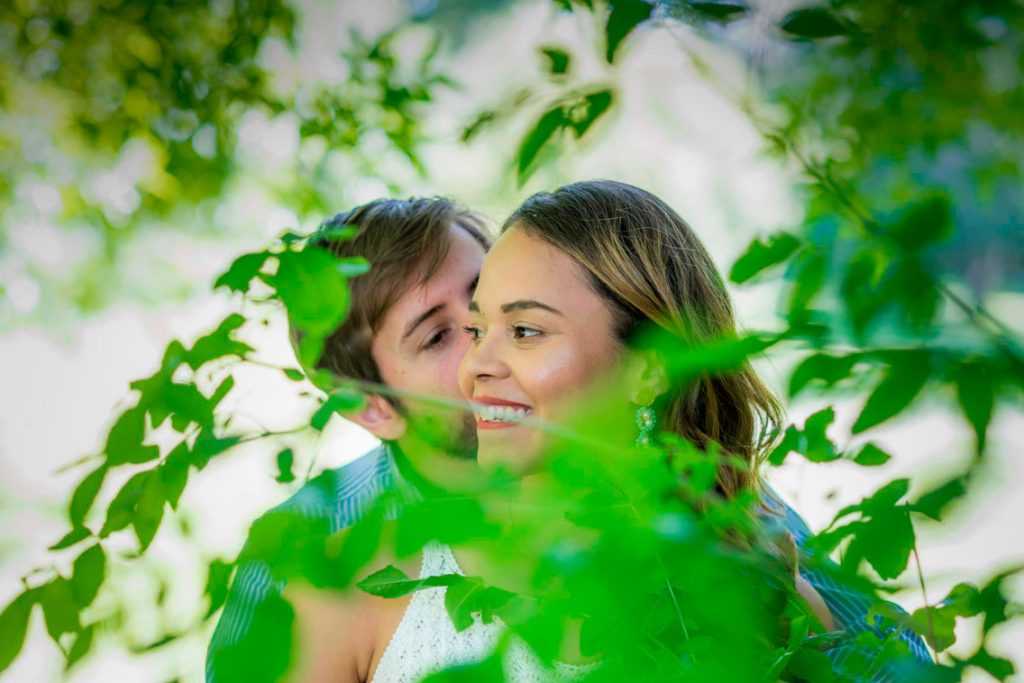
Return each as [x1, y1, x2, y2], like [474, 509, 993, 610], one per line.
[287, 180, 833, 683]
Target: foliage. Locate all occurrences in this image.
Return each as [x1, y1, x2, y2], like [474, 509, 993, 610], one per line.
[2, 0, 1023, 681]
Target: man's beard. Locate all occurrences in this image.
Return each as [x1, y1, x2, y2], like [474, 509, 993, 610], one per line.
[404, 408, 478, 460]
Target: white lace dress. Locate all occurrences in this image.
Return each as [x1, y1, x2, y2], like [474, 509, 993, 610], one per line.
[371, 543, 596, 683]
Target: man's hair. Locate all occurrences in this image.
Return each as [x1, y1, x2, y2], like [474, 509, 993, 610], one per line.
[300, 197, 489, 403]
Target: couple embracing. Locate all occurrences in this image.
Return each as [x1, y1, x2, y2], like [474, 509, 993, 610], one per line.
[208, 180, 932, 682]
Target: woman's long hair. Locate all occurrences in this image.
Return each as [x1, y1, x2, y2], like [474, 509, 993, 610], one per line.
[504, 180, 783, 499]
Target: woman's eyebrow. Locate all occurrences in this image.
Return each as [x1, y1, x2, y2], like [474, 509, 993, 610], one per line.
[468, 299, 562, 315]
[501, 299, 562, 315]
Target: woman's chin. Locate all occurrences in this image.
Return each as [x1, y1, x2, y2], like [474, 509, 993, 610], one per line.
[477, 433, 542, 478]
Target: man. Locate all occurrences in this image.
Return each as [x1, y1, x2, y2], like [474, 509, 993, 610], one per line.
[207, 197, 931, 682]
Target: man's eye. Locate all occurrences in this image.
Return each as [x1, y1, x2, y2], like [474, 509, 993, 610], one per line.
[512, 325, 541, 340]
[461, 325, 483, 342]
[421, 328, 450, 350]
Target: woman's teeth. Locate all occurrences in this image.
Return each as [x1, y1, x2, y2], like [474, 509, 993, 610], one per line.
[475, 405, 532, 423]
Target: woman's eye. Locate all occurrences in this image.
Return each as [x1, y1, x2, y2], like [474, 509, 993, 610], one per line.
[422, 328, 450, 350]
[512, 325, 541, 340]
[461, 325, 484, 342]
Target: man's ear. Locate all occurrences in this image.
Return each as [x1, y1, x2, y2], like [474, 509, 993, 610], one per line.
[347, 393, 407, 441]
[625, 349, 670, 407]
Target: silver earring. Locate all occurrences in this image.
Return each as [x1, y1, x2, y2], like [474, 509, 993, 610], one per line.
[635, 404, 656, 448]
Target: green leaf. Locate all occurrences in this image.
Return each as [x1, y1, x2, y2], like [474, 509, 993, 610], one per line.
[49, 526, 92, 551]
[204, 560, 234, 619]
[852, 351, 931, 433]
[0, 591, 36, 674]
[789, 353, 858, 397]
[337, 256, 371, 277]
[40, 579, 80, 640]
[133, 473, 166, 551]
[265, 249, 350, 339]
[275, 448, 296, 484]
[802, 406, 839, 462]
[69, 464, 107, 528]
[186, 313, 252, 369]
[780, 7, 848, 39]
[685, 2, 747, 21]
[855, 508, 915, 579]
[606, 0, 654, 63]
[311, 390, 365, 431]
[786, 646, 834, 682]
[729, 232, 801, 284]
[192, 432, 242, 470]
[214, 251, 271, 293]
[70, 544, 105, 607]
[283, 368, 305, 381]
[886, 196, 952, 251]
[65, 624, 94, 669]
[516, 105, 565, 185]
[540, 46, 571, 75]
[953, 361, 995, 453]
[568, 88, 615, 139]
[912, 475, 968, 522]
[852, 442, 891, 466]
[861, 478, 911, 514]
[160, 442, 191, 510]
[444, 578, 486, 631]
[100, 471, 151, 538]
[104, 406, 160, 465]
[358, 565, 420, 598]
[768, 425, 803, 466]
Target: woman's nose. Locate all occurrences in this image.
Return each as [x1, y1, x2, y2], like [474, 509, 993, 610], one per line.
[461, 333, 509, 383]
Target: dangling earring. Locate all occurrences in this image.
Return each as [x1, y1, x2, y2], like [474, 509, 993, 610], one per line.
[635, 404, 656, 448]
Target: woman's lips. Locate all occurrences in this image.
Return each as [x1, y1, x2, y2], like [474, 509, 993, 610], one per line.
[472, 397, 533, 430]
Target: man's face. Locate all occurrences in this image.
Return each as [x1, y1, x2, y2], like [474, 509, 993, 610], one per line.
[369, 224, 486, 454]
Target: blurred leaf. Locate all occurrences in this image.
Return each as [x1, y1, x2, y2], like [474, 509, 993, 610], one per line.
[275, 448, 296, 484]
[854, 507, 915, 579]
[283, 368, 305, 381]
[912, 475, 969, 522]
[161, 442, 191, 510]
[133, 473, 166, 551]
[952, 360, 995, 453]
[780, 7, 848, 39]
[606, 0, 654, 63]
[852, 351, 931, 433]
[885, 197, 953, 251]
[517, 105, 566, 185]
[65, 624, 94, 670]
[49, 527, 92, 552]
[0, 591, 36, 674]
[70, 543, 105, 607]
[214, 252, 271, 294]
[786, 645, 834, 682]
[768, 425, 802, 466]
[311, 389, 365, 431]
[192, 432, 242, 470]
[40, 579, 80, 640]
[104, 406, 160, 465]
[852, 442, 891, 466]
[204, 560, 234, 619]
[789, 353, 858, 397]
[567, 88, 615, 139]
[685, 2, 747, 21]
[69, 464, 107, 528]
[100, 471, 151, 538]
[730, 233, 801, 284]
[186, 314, 253, 369]
[211, 593, 295, 683]
[541, 46, 571, 75]
[802, 406, 839, 462]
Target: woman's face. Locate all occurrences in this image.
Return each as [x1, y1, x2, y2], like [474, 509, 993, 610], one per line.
[458, 227, 622, 475]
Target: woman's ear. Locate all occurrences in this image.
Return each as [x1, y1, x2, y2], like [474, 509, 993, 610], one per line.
[347, 393, 408, 441]
[626, 349, 670, 406]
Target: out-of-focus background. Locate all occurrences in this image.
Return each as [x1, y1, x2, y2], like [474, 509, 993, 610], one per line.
[1, 0, 1022, 680]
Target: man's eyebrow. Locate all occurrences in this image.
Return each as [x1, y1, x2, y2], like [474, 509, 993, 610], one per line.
[401, 303, 445, 341]
[501, 299, 562, 315]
